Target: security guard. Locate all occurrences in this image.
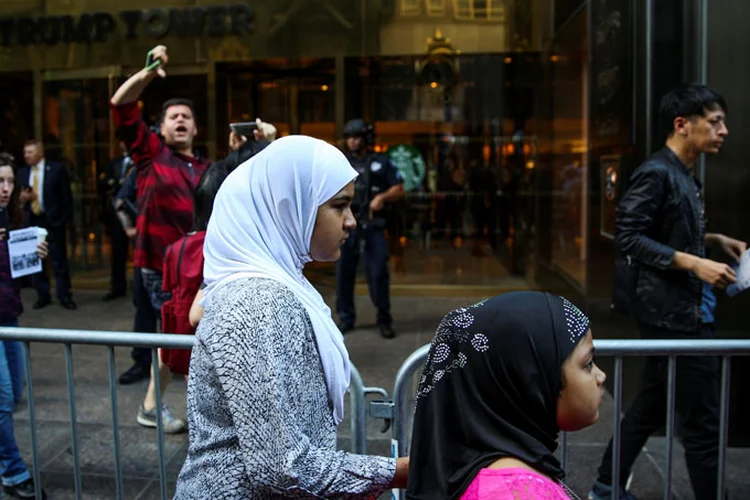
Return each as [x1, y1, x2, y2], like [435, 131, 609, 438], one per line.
[336, 119, 404, 339]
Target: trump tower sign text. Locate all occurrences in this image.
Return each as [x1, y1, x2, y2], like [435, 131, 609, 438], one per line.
[0, 5, 254, 47]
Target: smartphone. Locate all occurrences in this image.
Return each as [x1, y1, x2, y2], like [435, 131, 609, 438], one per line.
[145, 49, 161, 72]
[0, 207, 8, 232]
[230, 122, 259, 139]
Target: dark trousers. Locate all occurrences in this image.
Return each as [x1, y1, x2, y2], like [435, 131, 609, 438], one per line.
[336, 227, 392, 327]
[108, 214, 128, 294]
[29, 215, 71, 301]
[597, 322, 721, 500]
[130, 267, 155, 368]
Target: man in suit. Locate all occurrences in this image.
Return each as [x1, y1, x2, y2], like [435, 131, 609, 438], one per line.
[18, 139, 77, 310]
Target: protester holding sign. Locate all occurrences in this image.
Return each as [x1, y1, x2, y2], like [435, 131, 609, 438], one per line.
[0, 152, 48, 499]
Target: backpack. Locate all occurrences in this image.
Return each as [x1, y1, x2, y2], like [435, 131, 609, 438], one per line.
[160, 231, 205, 375]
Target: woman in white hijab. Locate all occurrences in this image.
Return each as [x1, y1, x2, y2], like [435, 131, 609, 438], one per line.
[175, 135, 408, 498]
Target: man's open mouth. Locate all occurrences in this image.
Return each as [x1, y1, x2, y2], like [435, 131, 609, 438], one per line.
[175, 125, 187, 133]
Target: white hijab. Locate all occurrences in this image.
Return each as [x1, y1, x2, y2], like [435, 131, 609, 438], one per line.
[202, 135, 357, 425]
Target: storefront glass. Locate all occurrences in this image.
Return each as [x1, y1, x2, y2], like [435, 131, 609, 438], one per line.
[0, 0, 547, 289]
[43, 77, 113, 270]
[546, 6, 589, 286]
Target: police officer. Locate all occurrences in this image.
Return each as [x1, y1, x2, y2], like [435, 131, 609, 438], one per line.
[336, 119, 404, 339]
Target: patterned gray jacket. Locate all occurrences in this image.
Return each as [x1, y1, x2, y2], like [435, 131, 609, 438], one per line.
[175, 277, 395, 499]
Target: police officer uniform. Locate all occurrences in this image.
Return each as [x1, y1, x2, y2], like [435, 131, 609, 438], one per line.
[336, 119, 403, 339]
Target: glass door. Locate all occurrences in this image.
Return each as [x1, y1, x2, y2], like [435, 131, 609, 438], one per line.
[42, 69, 119, 271]
[217, 59, 336, 157]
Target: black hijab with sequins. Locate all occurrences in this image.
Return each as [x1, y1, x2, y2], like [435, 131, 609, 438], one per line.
[406, 291, 590, 500]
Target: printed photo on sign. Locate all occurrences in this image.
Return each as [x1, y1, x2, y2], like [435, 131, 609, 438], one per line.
[7, 227, 43, 279]
[11, 253, 39, 272]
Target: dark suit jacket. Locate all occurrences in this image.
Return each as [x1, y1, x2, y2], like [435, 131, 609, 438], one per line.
[18, 160, 74, 229]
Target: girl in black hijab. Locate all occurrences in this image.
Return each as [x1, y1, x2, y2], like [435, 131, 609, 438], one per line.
[407, 291, 606, 499]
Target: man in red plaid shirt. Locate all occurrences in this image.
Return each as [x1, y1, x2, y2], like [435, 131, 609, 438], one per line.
[110, 45, 210, 425]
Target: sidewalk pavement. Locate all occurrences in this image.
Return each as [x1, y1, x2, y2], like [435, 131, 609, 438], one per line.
[4, 288, 749, 499]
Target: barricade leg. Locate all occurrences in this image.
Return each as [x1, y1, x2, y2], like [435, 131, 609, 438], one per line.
[717, 356, 731, 500]
[349, 365, 367, 455]
[108, 346, 124, 500]
[611, 356, 623, 499]
[152, 348, 167, 500]
[664, 356, 677, 499]
[64, 343, 82, 500]
[23, 342, 42, 500]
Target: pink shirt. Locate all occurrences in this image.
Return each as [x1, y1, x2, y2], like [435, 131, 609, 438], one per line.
[460, 468, 571, 499]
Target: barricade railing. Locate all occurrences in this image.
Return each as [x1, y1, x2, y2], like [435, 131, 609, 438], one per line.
[7, 328, 744, 500]
[381, 339, 750, 500]
[0, 327, 376, 500]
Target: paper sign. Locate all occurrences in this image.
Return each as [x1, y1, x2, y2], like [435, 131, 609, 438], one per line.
[8, 227, 43, 279]
[726, 249, 750, 297]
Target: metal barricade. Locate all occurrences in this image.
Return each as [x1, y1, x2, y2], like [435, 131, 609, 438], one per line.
[349, 365, 390, 456]
[0, 327, 377, 500]
[382, 338, 750, 500]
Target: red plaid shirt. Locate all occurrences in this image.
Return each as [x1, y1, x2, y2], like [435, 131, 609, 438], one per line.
[111, 102, 210, 272]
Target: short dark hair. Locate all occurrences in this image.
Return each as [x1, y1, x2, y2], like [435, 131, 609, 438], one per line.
[659, 84, 727, 136]
[193, 165, 226, 232]
[161, 98, 196, 121]
[222, 140, 270, 174]
[192, 140, 270, 230]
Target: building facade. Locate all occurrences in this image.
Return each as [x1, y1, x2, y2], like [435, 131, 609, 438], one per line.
[1, 0, 544, 293]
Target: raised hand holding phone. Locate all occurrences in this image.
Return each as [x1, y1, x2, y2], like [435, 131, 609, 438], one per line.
[145, 45, 168, 78]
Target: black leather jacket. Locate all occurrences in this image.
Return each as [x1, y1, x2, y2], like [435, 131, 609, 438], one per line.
[612, 147, 705, 332]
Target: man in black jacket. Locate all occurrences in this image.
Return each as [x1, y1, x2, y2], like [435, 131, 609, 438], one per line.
[590, 85, 745, 500]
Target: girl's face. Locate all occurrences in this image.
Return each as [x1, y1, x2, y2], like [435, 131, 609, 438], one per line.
[0, 166, 14, 208]
[310, 181, 357, 262]
[557, 330, 606, 431]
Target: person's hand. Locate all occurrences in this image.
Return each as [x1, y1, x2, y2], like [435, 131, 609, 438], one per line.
[0, 228, 6, 241]
[36, 240, 49, 259]
[147, 45, 168, 78]
[253, 118, 277, 141]
[693, 258, 737, 288]
[125, 227, 137, 239]
[18, 187, 36, 204]
[717, 234, 747, 262]
[388, 456, 410, 489]
[369, 195, 384, 220]
[228, 131, 247, 151]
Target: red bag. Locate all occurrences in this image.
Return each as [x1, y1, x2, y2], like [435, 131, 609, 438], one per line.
[160, 231, 205, 375]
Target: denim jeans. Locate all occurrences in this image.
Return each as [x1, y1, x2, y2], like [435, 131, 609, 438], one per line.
[0, 319, 30, 486]
[141, 268, 170, 313]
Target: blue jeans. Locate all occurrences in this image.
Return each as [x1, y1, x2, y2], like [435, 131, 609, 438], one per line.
[0, 319, 30, 486]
